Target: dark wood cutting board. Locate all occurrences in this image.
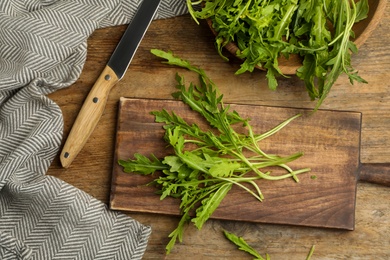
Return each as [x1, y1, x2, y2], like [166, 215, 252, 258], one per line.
[110, 98, 361, 230]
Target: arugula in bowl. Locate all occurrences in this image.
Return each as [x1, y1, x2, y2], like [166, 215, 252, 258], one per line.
[187, 0, 369, 109]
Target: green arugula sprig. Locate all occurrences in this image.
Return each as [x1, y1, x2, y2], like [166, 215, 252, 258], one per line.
[119, 50, 310, 254]
[223, 230, 315, 260]
[187, 0, 369, 109]
[223, 230, 271, 260]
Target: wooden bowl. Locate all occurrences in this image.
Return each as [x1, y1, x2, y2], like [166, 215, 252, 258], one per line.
[207, 0, 386, 75]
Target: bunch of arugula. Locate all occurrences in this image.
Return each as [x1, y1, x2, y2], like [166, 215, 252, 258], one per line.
[187, 0, 369, 109]
[119, 49, 310, 254]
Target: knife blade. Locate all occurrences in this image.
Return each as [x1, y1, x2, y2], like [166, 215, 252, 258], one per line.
[60, 0, 161, 168]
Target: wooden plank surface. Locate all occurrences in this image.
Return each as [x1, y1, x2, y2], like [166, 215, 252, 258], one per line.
[47, 2, 390, 258]
[110, 98, 361, 230]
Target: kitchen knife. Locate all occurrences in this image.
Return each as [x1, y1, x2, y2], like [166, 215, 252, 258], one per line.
[60, 0, 161, 168]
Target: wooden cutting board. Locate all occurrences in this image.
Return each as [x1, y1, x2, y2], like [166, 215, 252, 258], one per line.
[110, 98, 361, 230]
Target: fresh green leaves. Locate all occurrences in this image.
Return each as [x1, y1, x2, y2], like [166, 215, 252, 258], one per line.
[187, 0, 369, 109]
[223, 230, 316, 260]
[223, 230, 270, 260]
[118, 153, 167, 175]
[119, 50, 310, 254]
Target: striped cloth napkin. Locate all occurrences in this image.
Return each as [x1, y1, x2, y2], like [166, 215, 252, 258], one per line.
[0, 1, 187, 259]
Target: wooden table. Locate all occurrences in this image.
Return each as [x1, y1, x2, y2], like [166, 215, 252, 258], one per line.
[48, 4, 390, 259]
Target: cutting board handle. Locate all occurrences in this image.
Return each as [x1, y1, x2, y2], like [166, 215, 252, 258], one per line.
[358, 163, 390, 186]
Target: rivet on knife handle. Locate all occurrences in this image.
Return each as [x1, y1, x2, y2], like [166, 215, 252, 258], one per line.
[59, 0, 161, 168]
[60, 66, 118, 168]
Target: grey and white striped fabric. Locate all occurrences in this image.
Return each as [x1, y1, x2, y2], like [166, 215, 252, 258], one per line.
[0, 1, 187, 259]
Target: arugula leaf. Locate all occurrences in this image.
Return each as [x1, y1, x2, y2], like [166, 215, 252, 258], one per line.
[118, 153, 167, 175]
[223, 230, 269, 260]
[208, 160, 241, 178]
[223, 230, 316, 260]
[166, 211, 191, 254]
[192, 183, 232, 229]
[356, 0, 369, 22]
[162, 156, 184, 173]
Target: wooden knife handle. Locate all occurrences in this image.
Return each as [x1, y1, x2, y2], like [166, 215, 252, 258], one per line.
[60, 65, 119, 168]
[358, 163, 390, 186]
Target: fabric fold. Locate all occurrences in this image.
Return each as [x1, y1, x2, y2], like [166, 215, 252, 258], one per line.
[0, 0, 188, 259]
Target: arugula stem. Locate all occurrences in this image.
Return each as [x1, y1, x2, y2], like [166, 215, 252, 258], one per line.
[254, 114, 302, 142]
[186, 0, 200, 25]
[306, 245, 316, 260]
[218, 176, 264, 201]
